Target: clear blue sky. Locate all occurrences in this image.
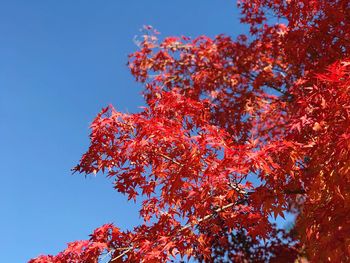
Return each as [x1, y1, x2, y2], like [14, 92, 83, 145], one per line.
[0, 1, 272, 261]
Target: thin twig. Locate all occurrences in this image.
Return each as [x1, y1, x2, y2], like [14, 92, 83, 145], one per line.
[179, 202, 237, 232]
[109, 247, 133, 262]
[158, 152, 184, 167]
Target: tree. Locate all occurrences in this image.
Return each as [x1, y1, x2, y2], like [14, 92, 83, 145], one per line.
[30, 0, 350, 262]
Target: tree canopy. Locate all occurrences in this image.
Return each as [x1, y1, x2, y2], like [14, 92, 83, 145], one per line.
[30, 0, 350, 262]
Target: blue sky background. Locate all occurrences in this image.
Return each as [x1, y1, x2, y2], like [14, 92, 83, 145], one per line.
[0, 1, 288, 262]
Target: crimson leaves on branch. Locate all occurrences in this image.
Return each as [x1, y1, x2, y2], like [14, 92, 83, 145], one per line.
[30, 0, 350, 262]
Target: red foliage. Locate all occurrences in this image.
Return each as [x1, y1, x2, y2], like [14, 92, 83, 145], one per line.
[30, 0, 350, 262]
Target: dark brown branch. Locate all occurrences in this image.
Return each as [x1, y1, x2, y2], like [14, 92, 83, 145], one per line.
[283, 189, 306, 195]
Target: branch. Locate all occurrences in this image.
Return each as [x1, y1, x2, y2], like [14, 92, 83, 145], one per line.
[157, 152, 184, 167]
[108, 200, 241, 262]
[229, 182, 249, 195]
[179, 202, 237, 232]
[109, 247, 133, 262]
[283, 189, 306, 195]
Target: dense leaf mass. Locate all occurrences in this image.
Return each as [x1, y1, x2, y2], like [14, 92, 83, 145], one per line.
[30, 0, 350, 262]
